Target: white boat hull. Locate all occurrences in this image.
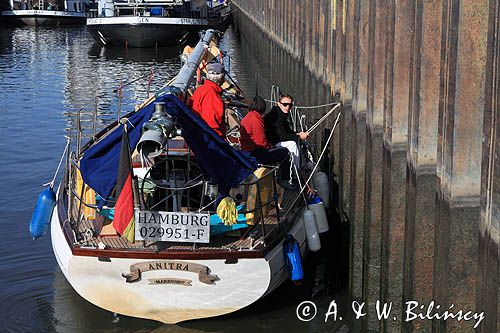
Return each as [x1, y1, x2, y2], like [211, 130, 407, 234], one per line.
[86, 15, 230, 47]
[51, 202, 307, 323]
[0, 10, 87, 26]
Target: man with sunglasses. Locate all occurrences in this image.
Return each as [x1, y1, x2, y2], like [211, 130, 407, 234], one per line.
[264, 94, 309, 173]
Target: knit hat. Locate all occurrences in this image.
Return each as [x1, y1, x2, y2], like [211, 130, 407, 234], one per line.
[207, 62, 225, 74]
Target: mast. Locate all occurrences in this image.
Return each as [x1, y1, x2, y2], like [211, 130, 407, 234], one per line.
[170, 29, 217, 93]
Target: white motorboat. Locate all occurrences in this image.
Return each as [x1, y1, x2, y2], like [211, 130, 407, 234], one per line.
[87, 0, 232, 47]
[1, 0, 88, 26]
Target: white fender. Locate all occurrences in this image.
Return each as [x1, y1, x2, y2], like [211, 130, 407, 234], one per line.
[308, 199, 329, 233]
[312, 171, 330, 208]
[302, 211, 321, 252]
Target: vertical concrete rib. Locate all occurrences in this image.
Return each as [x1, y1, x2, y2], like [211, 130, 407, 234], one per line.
[292, 2, 298, 60]
[328, 0, 335, 89]
[311, 0, 318, 76]
[403, 0, 443, 332]
[434, 0, 489, 332]
[334, 0, 343, 94]
[314, 1, 320, 78]
[318, 0, 325, 81]
[280, 0, 283, 41]
[379, 0, 413, 331]
[287, 0, 291, 54]
[331, 0, 343, 214]
[362, 0, 387, 330]
[304, 0, 311, 68]
[349, 0, 369, 304]
[325, 0, 332, 84]
[434, 1, 459, 273]
[341, 0, 358, 300]
[478, 3, 500, 331]
[303, 0, 307, 61]
[327, 0, 342, 206]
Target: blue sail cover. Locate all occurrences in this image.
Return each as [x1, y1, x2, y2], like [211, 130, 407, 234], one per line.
[80, 99, 157, 205]
[163, 94, 257, 187]
[80, 94, 257, 206]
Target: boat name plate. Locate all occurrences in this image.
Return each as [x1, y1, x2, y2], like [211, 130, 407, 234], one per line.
[122, 260, 219, 285]
[135, 210, 210, 243]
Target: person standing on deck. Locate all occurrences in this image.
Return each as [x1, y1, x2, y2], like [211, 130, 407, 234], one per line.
[264, 94, 309, 172]
[240, 96, 291, 187]
[190, 62, 236, 210]
[191, 62, 227, 137]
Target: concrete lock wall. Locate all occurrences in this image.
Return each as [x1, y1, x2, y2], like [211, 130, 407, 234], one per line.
[232, 1, 499, 332]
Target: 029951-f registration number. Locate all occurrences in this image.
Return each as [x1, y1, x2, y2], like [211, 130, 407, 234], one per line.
[135, 210, 210, 243]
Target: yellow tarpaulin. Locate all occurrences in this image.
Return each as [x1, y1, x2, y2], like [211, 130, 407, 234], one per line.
[245, 167, 275, 225]
[75, 168, 96, 220]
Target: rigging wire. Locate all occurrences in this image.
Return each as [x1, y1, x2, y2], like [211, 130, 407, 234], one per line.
[44, 136, 71, 189]
[280, 109, 342, 222]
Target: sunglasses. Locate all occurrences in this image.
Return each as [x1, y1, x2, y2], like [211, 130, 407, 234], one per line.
[280, 102, 294, 107]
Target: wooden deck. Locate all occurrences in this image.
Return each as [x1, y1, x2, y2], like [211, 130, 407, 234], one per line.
[59, 186, 304, 259]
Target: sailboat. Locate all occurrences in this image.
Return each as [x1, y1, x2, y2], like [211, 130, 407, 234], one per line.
[39, 29, 333, 323]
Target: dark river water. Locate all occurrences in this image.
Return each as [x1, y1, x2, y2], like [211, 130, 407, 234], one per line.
[0, 25, 350, 332]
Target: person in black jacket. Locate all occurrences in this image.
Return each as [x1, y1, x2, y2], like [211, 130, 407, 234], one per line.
[264, 94, 309, 176]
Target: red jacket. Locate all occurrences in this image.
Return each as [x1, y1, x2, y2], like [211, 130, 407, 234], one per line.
[191, 80, 226, 137]
[240, 110, 271, 151]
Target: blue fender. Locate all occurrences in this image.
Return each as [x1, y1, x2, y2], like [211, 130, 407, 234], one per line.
[30, 187, 56, 239]
[283, 235, 304, 281]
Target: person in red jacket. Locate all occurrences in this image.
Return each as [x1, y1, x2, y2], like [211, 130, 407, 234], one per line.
[191, 62, 227, 137]
[240, 96, 291, 187]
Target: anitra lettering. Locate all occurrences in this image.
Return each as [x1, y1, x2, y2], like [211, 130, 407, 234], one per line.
[148, 262, 190, 271]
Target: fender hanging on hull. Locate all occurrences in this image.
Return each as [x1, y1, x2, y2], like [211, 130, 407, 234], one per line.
[30, 187, 56, 239]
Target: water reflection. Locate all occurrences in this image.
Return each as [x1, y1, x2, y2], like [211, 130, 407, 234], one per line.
[68, 39, 182, 141]
[52, 270, 160, 332]
[88, 43, 182, 63]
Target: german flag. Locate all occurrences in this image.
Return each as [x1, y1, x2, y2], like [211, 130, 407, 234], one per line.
[113, 124, 135, 243]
